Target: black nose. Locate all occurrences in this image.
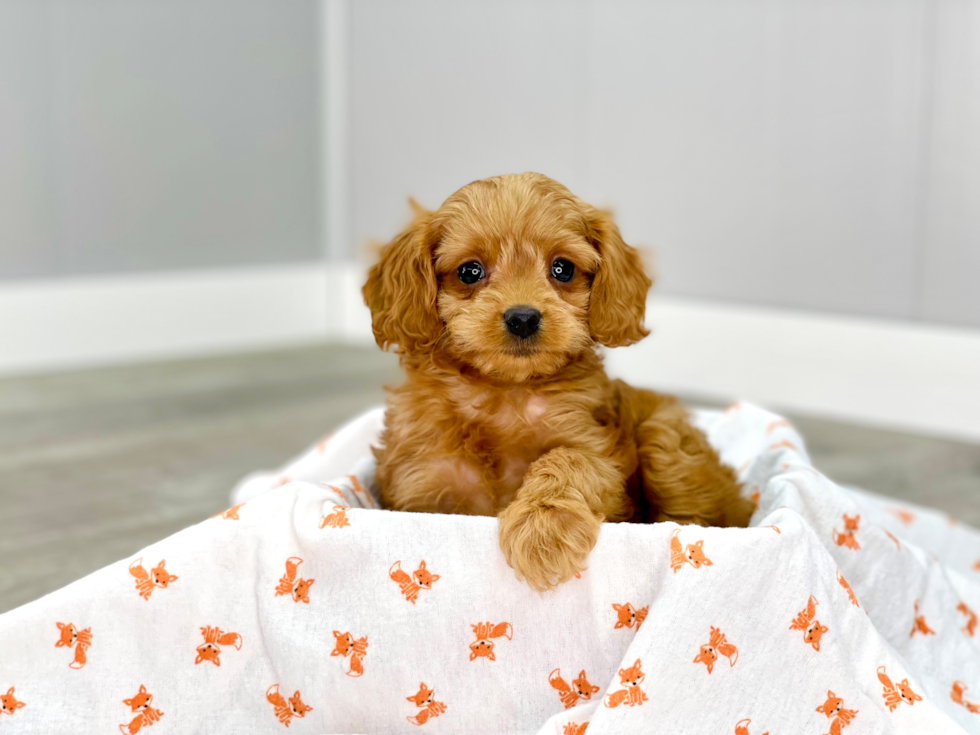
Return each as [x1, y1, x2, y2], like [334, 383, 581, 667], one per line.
[503, 306, 541, 339]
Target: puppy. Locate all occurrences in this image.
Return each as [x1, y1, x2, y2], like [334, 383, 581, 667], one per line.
[363, 172, 753, 590]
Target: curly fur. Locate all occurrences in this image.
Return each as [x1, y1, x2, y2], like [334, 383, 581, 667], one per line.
[363, 172, 752, 590]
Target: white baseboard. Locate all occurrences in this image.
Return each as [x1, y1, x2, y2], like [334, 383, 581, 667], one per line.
[0, 262, 340, 376]
[3, 261, 978, 442]
[605, 297, 980, 443]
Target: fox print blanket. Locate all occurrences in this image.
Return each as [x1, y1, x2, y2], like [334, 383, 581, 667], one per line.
[1, 403, 979, 734]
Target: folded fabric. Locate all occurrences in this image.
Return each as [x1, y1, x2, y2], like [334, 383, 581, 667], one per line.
[1, 403, 979, 734]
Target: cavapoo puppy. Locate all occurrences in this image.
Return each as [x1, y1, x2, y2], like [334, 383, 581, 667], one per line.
[363, 172, 752, 590]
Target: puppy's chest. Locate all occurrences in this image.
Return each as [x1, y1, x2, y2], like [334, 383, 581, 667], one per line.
[457, 394, 560, 498]
[458, 393, 552, 447]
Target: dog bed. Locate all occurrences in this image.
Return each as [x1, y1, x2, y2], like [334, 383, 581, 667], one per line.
[1, 403, 978, 734]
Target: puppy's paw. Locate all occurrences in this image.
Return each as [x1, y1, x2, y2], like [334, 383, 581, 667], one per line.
[497, 496, 602, 591]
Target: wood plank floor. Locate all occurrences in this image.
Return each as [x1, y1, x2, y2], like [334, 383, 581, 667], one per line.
[1, 343, 977, 613]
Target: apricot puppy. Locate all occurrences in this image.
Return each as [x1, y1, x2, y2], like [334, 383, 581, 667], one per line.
[363, 172, 752, 590]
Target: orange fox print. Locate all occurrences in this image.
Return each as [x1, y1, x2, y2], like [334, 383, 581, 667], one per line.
[909, 599, 935, 638]
[816, 691, 857, 735]
[832, 515, 861, 551]
[670, 529, 713, 573]
[55, 622, 92, 670]
[331, 631, 368, 676]
[769, 439, 798, 451]
[469, 622, 512, 661]
[837, 571, 859, 608]
[129, 558, 178, 601]
[195, 626, 242, 666]
[604, 659, 649, 709]
[1, 687, 25, 718]
[889, 508, 915, 526]
[389, 560, 439, 604]
[266, 684, 313, 727]
[735, 719, 769, 735]
[275, 557, 314, 604]
[215, 503, 245, 520]
[789, 596, 829, 652]
[119, 684, 164, 734]
[406, 682, 447, 726]
[951, 681, 980, 714]
[957, 602, 977, 637]
[563, 722, 589, 735]
[693, 626, 738, 674]
[319, 504, 350, 529]
[549, 669, 601, 710]
[348, 474, 376, 507]
[882, 529, 901, 550]
[766, 419, 791, 434]
[877, 666, 922, 711]
[612, 603, 648, 631]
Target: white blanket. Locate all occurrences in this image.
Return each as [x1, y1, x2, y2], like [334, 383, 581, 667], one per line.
[1, 403, 979, 734]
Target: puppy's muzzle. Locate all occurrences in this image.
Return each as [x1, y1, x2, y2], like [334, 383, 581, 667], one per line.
[503, 306, 541, 340]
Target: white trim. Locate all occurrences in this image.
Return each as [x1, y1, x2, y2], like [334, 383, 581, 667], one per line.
[0, 263, 338, 376]
[320, 0, 351, 261]
[605, 297, 980, 443]
[321, 259, 372, 343]
[4, 260, 978, 442]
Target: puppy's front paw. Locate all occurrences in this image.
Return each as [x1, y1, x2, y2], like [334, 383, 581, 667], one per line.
[497, 496, 602, 591]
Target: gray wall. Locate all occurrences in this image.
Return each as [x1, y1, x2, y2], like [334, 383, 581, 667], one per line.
[351, 0, 980, 329]
[3, 0, 977, 329]
[0, 0, 321, 279]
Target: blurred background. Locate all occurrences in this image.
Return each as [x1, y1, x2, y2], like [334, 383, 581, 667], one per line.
[1, 0, 978, 612]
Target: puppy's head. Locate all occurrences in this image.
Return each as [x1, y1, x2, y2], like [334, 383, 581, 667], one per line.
[363, 172, 651, 381]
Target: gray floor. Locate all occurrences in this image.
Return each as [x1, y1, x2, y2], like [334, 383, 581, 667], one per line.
[1, 343, 978, 614]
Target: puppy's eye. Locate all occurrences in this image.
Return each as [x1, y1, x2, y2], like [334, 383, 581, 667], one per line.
[551, 259, 574, 282]
[457, 261, 485, 285]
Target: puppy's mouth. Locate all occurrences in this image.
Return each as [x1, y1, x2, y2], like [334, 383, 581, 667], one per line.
[503, 338, 540, 358]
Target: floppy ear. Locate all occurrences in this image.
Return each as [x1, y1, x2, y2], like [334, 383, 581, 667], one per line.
[362, 204, 442, 354]
[583, 206, 651, 347]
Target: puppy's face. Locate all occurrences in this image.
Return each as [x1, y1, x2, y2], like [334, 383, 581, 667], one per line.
[364, 173, 651, 381]
[432, 194, 601, 381]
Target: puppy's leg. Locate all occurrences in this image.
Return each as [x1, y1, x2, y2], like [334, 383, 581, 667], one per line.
[497, 447, 628, 591]
[636, 398, 753, 527]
